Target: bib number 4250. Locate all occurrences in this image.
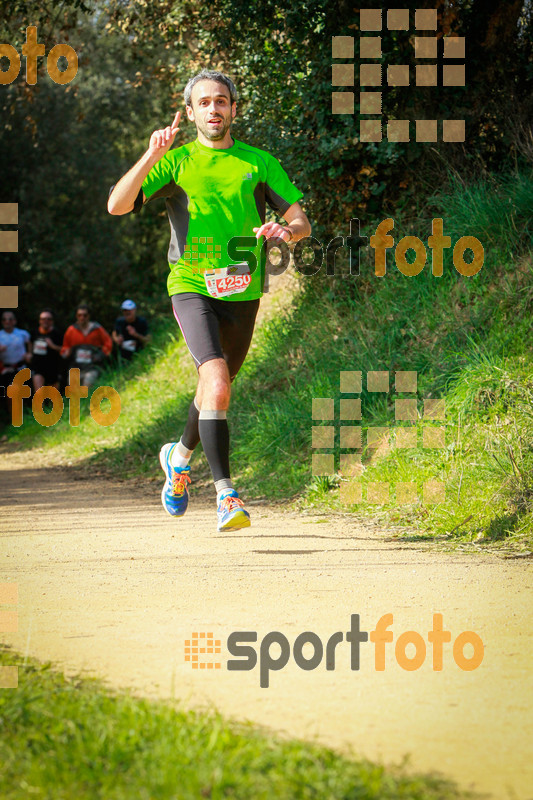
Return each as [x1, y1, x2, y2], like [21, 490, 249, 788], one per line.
[204, 263, 251, 298]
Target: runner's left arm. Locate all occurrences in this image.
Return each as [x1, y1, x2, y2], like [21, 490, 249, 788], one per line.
[253, 202, 311, 243]
[282, 201, 311, 242]
[252, 148, 311, 243]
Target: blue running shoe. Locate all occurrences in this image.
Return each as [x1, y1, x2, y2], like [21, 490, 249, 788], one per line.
[159, 443, 191, 517]
[217, 490, 251, 531]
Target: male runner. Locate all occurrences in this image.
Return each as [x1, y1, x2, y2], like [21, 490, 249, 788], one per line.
[108, 69, 311, 530]
[31, 309, 63, 391]
[113, 300, 150, 361]
[0, 312, 31, 415]
[0, 312, 31, 377]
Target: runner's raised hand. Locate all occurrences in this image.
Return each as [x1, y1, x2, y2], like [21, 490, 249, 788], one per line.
[148, 111, 181, 158]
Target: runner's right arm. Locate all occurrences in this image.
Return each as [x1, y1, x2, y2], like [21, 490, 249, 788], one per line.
[107, 112, 181, 215]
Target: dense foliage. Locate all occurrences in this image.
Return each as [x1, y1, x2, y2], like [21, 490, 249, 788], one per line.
[1, 0, 532, 330]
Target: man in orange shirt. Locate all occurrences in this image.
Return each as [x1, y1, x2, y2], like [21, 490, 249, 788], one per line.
[61, 305, 112, 387]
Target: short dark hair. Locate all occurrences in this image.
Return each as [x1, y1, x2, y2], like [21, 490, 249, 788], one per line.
[184, 70, 238, 107]
[39, 307, 54, 318]
[76, 304, 90, 315]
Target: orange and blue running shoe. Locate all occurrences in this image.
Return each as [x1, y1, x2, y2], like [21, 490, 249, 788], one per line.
[217, 490, 251, 531]
[159, 443, 191, 517]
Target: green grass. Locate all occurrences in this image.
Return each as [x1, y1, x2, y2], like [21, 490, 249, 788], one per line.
[233, 169, 533, 548]
[4, 169, 533, 549]
[0, 648, 477, 800]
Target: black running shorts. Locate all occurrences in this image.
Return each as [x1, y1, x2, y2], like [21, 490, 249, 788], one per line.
[171, 293, 260, 380]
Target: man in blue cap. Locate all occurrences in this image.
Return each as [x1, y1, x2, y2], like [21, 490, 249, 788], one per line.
[113, 300, 151, 361]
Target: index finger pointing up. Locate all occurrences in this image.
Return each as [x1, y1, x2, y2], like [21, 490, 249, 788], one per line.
[170, 110, 181, 132]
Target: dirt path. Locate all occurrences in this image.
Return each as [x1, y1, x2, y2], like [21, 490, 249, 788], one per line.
[1, 449, 532, 799]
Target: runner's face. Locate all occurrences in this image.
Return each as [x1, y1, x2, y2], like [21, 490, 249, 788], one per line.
[123, 309, 136, 322]
[188, 80, 236, 141]
[39, 313, 53, 331]
[76, 310, 90, 326]
[2, 313, 15, 332]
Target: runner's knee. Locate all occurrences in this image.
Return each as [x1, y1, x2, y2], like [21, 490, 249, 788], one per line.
[202, 378, 230, 409]
[198, 360, 231, 409]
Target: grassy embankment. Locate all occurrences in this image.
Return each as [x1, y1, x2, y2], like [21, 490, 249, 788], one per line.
[0, 648, 476, 799]
[7, 171, 533, 549]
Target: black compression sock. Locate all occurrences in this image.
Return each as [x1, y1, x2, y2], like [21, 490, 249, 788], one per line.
[198, 410, 230, 483]
[181, 397, 200, 451]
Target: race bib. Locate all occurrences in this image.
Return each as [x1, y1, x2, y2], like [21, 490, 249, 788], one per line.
[204, 263, 251, 298]
[122, 339, 136, 352]
[33, 338, 47, 356]
[76, 348, 93, 364]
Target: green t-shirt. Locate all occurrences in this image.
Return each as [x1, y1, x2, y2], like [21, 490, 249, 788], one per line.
[139, 138, 303, 301]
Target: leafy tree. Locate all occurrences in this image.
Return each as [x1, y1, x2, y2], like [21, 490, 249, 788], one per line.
[1, 0, 531, 330]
